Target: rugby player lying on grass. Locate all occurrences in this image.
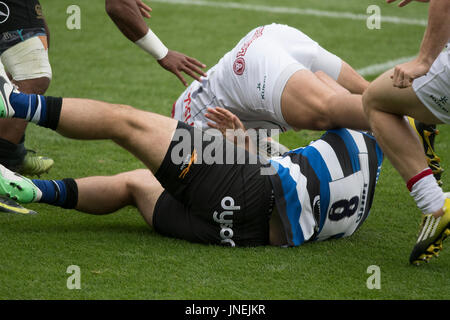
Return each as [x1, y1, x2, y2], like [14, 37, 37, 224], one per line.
[171, 23, 443, 181]
[0, 66, 383, 247]
[173, 23, 368, 133]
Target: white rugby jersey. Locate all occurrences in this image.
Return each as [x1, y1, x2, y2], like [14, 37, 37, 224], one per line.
[268, 129, 383, 246]
[412, 42, 450, 124]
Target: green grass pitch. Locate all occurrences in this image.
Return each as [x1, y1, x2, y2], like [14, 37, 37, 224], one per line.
[1, 0, 449, 300]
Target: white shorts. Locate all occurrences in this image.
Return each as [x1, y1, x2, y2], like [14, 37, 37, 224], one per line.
[173, 24, 342, 131]
[412, 45, 450, 124]
[0, 36, 52, 81]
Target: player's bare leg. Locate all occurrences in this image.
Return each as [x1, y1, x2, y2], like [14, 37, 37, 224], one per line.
[363, 68, 449, 265]
[336, 61, 370, 94]
[58, 98, 178, 173]
[0, 69, 177, 175]
[281, 69, 370, 131]
[0, 165, 164, 225]
[363, 69, 443, 185]
[75, 169, 164, 226]
[314, 71, 351, 95]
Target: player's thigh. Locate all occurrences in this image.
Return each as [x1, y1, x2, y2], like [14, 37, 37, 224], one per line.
[363, 69, 443, 124]
[281, 69, 336, 130]
[152, 191, 220, 244]
[1, 36, 52, 84]
[153, 177, 274, 247]
[125, 169, 165, 227]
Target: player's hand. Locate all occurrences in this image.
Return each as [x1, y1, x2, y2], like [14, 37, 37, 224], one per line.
[386, 0, 429, 7]
[205, 107, 246, 132]
[205, 107, 247, 144]
[136, 0, 152, 18]
[391, 58, 431, 88]
[158, 50, 207, 87]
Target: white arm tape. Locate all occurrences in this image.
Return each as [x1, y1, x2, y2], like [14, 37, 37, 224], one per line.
[135, 29, 169, 60]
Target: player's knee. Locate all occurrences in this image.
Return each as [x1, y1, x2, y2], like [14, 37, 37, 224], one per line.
[121, 104, 143, 125]
[122, 169, 148, 194]
[124, 169, 160, 199]
[116, 103, 134, 112]
[15, 77, 50, 95]
[104, 103, 138, 138]
[362, 85, 381, 117]
[33, 77, 51, 94]
[112, 103, 136, 120]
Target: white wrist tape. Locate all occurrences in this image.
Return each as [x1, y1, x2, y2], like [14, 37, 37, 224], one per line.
[135, 29, 168, 60]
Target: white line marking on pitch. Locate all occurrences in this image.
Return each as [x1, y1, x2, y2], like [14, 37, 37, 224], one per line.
[356, 55, 416, 76]
[151, 0, 427, 26]
[153, 0, 420, 76]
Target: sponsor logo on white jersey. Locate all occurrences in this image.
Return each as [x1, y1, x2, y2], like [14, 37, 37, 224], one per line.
[233, 26, 264, 76]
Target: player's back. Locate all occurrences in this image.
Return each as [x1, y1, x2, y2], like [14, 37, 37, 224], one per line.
[268, 129, 383, 246]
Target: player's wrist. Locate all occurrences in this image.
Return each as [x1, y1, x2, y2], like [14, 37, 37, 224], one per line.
[135, 29, 169, 60]
[415, 55, 434, 69]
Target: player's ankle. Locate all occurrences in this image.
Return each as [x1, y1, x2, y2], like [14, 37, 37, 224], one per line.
[431, 208, 445, 218]
[408, 168, 446, 215]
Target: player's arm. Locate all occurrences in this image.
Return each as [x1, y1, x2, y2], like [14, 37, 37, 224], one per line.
[105, 0, 151, 42]
[388, 0, 450, 87]
[416, 0, 450, 69]
[386, 0, 429, 7]
[205, 107, 257, 155]
[105, 0, 206, 86]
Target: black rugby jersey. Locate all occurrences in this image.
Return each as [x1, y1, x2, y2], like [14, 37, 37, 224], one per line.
[0, 0, 45, 32]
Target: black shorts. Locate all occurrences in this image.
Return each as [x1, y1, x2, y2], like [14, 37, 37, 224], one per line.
[153, 122, 275, 247]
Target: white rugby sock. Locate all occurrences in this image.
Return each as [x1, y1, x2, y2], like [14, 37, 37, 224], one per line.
[408, 168, 445, 214]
